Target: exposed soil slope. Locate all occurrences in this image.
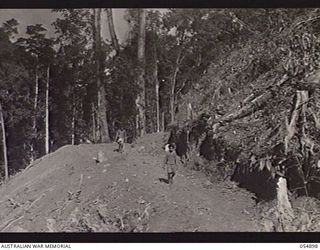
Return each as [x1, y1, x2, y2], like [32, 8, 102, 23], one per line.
[0, 133, 259, 232]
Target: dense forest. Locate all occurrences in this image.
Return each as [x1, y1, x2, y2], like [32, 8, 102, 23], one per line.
[0, 8, 230, 176]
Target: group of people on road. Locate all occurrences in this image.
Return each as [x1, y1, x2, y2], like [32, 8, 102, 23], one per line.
[114, 124, 178, 185]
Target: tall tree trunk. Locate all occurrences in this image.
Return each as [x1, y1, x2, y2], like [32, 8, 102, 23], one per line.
[0, 101, 9, 181]
[71, 92, 76, 145]
[95, 8, 111, 143]
[170, 69, 178, 124]
[31, 63, 39, 162]
[170, 48, 183, 124]
[106, 8, 120, 55]
[136, 8, 146, 136]
[187, 103, 194, 121]
[92, 9, 99, 142]
[92, 103, 96, 143]
[161, 111, 165, 132]
[120, 93, 123, 114]
[156, 82, 160, 133]
[152, 31, 160, 133]
[97, 84, 110, 143]
[45, 66, 50, 154]
[33, 65, 39, 127]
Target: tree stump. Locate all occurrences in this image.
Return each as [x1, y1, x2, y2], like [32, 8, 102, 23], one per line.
[277, 177, 294, 231]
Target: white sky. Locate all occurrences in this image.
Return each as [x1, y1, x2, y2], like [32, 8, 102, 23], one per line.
[0, 9, 130, 43]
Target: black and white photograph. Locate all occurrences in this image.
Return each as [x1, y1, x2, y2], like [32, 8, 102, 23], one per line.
[1, 7, 320, 236]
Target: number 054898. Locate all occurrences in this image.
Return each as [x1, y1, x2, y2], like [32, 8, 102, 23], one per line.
[300, 244, 318, 248]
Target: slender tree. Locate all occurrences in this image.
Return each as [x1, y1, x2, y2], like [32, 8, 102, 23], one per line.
[30, 56, 39, 161]
[45, 66, 50, 154]
[71, 91, 76, 145]
[152, 30, 160, 132]
[0, 101, 8, 181]
[170, 47, 184, 124]
[136, 9, 147, 136]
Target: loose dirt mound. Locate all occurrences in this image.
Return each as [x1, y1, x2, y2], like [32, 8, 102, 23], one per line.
[0, 133, 259, 232]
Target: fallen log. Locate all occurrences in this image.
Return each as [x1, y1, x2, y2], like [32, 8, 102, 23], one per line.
[210, 74, 289, 132]
[284, 90, 306, 154]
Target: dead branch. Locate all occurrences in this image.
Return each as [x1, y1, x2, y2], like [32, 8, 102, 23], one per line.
[295, 155, 309, 196]
[67, 174, 84, 202]
[228, 11, 261, 35]
[293, 13, 320, 30]
[75, 174, 84, 200]
[25, 158, 43, 170]
[0, 215, 24, 232]
[242, 93, 256, 106]
[176, 79, 187, 98]
[7, 198, 21, 209]
[311, 109, 320, 129]
[140, 203, 151, 221]
[118, 214, 124, 230]
[78, 173, 83, 190]
[284, 91, 304, 154]
[26, 192, 46, 211]
[300, 91, 311, 156]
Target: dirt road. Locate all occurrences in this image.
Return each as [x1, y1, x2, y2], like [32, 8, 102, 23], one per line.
[0, 133, 259, 232]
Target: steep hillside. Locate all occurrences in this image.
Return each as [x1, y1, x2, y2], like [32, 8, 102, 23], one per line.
[0, 133, 259, 232]
[174, 14, 320, 203]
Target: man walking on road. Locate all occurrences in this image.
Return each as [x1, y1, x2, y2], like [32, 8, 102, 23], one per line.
[115, 126, 127, 153]
[163, 143, 177, 184]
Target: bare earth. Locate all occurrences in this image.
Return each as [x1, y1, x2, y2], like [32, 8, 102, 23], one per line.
[0, 133, 259, 232]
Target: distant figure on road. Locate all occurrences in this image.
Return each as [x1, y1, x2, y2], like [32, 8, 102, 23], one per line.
[163, 144, 177, 184]
[164, 143, 170, 152]
[115, 126, 127, 153]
